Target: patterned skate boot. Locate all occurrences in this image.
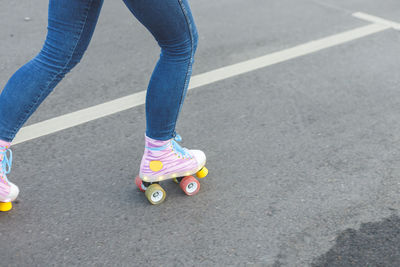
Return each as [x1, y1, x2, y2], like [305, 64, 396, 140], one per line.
[0, 141, 19, 211]
[135, 134, 208, 205]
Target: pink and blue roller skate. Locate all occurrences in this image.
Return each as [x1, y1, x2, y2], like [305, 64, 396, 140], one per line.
[0, 142, 19, 211]
[135, 134, 208, 204]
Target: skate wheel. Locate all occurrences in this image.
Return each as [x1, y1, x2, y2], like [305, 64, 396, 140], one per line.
[180, 176, 200, 196]
[0, 202, 12, 212]
[135, 176, 146, 192]
[173, 177, 183, 184]
[145, 184, 166, 205]
[196, 167, 208, 179]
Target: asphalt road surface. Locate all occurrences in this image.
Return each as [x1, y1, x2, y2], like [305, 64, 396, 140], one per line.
[1, 0, 400, 266]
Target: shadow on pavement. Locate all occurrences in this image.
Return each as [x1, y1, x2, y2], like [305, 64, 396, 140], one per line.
[312, 214, 400, 266]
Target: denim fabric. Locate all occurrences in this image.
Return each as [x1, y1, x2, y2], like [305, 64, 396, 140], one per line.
[0, 0, 198, 142]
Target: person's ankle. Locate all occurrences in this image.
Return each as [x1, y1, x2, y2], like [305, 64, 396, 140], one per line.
[0, 140, 11, 150]
[144, 135, 171, 148]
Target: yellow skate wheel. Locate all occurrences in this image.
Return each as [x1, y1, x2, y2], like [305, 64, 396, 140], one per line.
[196, 167, 208, 178]
[173, 178, 179, 184]
[0, 202, 12, 212]
[145, 184, 166, 205]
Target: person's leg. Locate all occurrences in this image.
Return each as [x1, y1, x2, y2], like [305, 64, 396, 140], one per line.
[0, 0, 103, 142]
[123, 0, 207, 199]
[122, 0, 199, 140]
[0, 0, 103, 209]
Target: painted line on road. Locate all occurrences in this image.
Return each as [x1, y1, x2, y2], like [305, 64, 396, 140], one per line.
[353, 12, 400, 30]
[13, 21, 389, 145]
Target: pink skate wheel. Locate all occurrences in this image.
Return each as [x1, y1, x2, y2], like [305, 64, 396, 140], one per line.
[135, 176, 146, 192]
[180, 176, 200, 196]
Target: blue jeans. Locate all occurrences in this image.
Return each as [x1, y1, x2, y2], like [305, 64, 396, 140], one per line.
[0, 0, 198, 142]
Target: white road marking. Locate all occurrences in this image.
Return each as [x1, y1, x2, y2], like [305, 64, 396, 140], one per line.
[353, 12, 400, 30]
[13, 22, 389, 145]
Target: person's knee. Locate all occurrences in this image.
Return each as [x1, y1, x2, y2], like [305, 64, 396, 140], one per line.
[32, 39, 84, 75]
[160, 29, 199, 62]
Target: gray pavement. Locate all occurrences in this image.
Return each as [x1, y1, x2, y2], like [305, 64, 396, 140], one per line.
[1, 0, 400, 266]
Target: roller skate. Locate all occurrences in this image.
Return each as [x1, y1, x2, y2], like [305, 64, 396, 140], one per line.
[0, 141, 19, 211]
[135, 134, 208, 205]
